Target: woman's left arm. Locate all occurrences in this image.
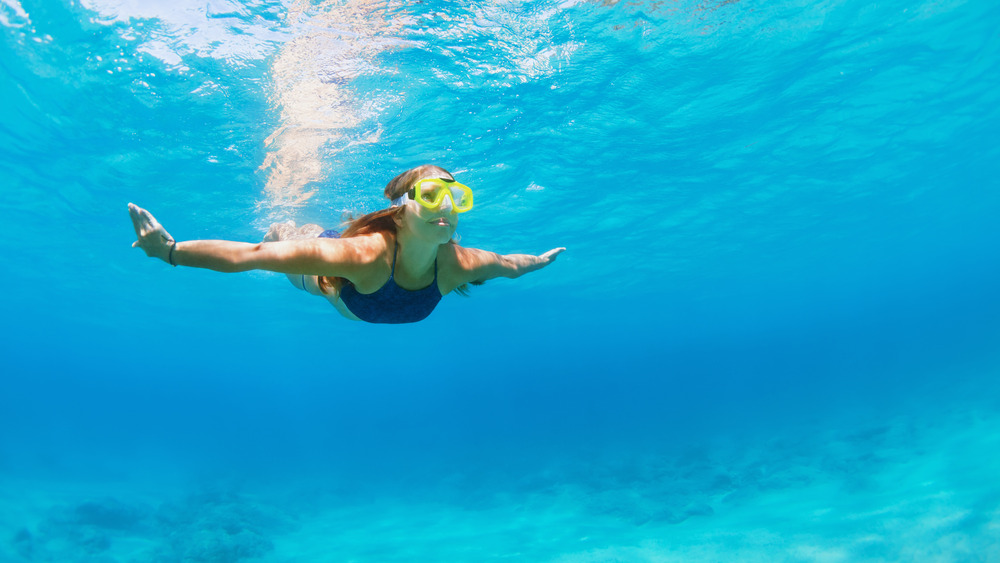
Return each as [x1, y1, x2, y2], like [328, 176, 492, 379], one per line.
[453, 245, 566, 284]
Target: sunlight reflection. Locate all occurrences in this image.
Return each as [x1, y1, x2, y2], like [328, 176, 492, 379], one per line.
[259, 0, 405, 219]
[0, 0, 31, 28]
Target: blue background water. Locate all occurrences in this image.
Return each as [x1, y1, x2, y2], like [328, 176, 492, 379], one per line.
[2, 0, 999, 560]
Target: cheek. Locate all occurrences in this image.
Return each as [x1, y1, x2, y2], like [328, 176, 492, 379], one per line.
[409, 203, 434, 220]
[398, 204, 424, 228]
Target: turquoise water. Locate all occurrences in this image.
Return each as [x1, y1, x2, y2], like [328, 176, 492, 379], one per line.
[2, 0, 1000, 560]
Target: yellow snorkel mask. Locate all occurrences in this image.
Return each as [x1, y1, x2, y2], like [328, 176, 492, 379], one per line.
[392, 178, 474, 213]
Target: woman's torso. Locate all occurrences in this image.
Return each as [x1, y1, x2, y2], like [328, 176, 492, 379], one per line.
[326, 233, 463, 323]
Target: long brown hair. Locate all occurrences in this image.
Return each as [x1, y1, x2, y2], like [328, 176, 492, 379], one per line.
[317, 165, 454, 295]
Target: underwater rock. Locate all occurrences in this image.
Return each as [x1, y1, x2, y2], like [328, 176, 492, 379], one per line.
[155, 491, 286, 562]
[19, 497, 151, 559]
[682, 502, 715, 518]
[167, 528, 273, 562]
[17, 491, 292, 562]
[11, 528, 36, 560]
[70, 498, 148, 531]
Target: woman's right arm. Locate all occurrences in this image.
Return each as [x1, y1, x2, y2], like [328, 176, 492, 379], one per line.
[128, 203, 370, 278]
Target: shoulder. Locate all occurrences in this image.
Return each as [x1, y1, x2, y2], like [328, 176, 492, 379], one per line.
[454, 243, 507, 270]
[437, 243, 504, 292]
[318, 232, 391, 262]
[312, 232, 394, 283]
[437, 242, 488, 271]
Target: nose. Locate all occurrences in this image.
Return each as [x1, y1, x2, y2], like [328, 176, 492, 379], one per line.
[439, 193, 454, 213]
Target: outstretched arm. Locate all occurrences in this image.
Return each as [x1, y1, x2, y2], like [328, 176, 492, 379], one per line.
[128, 203, 368, 278]
[453, 245, 566, 285]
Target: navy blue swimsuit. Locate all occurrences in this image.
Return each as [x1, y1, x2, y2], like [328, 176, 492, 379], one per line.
[319, 230, 442, 324]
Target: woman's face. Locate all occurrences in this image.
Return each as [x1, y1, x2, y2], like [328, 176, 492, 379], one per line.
[398, 179, 459, 245]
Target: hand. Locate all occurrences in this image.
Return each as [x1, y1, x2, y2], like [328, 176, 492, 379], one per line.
[128, 202, 175, 263]
[538, 247, 566, 266]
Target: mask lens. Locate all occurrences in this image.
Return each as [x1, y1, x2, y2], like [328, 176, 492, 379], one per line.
[417, 182, 441, 204]
[449, 187, 468, 207]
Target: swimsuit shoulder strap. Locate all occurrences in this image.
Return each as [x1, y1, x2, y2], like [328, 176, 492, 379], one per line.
[389, 237, 398, 278]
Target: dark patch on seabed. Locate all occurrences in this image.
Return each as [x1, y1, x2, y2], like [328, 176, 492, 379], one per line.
[11, 491, 294, 562]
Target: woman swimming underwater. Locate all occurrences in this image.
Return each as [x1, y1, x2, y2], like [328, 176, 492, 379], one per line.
[128, 165, 566, 323]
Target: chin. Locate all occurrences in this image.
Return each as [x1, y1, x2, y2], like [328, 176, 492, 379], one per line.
[436, 230, 455, 244]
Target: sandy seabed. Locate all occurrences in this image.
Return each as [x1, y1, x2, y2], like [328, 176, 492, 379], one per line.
[2, 407, 998, 562]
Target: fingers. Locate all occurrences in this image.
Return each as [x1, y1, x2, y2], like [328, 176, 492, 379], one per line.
[128, 203, 171, 258]
[128, 203, 159, 229]
[128, 203, 148, 237]
[128, 202, 151, 225]
[128, 203, 145, 245]
[138, 208, 156, 230]
[542, 247, 566, 261]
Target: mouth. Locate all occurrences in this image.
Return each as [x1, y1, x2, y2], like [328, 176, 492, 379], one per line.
[429, 218, 451, 227]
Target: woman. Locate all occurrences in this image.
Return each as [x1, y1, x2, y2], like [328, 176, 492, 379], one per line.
[128, 165, 566, 323]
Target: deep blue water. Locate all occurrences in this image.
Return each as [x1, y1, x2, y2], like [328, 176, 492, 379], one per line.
[2, 0, 999, 560]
